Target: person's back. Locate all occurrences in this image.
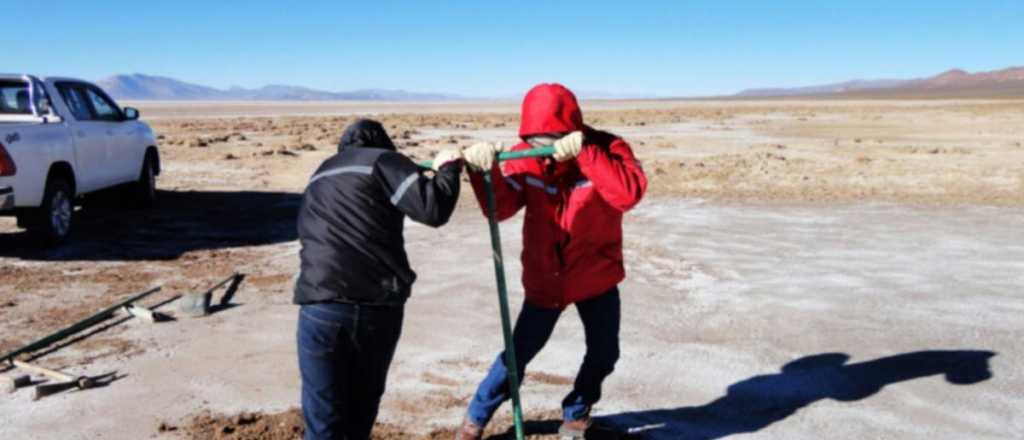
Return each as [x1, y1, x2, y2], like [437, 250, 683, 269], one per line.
[293, 119, 462, 440]
[295, 119, 460, 306]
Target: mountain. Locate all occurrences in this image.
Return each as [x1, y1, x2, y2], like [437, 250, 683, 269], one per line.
[96, 74, 463, 101]
[97, 74, 232, 100]
[734, 66, 1024, 98]
[736, 79, 911, 97]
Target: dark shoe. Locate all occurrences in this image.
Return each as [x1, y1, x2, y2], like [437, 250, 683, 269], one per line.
[455, 418, 484, 440]
[559, 417, 592, 439]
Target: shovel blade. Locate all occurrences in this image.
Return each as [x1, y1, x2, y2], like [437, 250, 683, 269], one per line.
[178, 292, 212, 318]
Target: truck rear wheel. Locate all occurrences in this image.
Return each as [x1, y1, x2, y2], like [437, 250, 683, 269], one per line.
[25, 177, 74, 246]
[131, 154, 157, 209]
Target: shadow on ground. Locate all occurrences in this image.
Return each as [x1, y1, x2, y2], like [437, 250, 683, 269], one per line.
[0, 189, 300, 261]
[495, 350, 995, 440]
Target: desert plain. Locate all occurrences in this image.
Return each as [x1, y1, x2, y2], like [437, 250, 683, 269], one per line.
[1, 98, 1022, 439]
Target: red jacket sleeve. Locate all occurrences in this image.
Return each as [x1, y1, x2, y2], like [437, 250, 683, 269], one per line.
[576, 137, 647, 212]
[469, 159, 526, 221]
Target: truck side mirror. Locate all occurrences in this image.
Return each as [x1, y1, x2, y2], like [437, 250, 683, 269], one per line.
[123, 107, 140, 120]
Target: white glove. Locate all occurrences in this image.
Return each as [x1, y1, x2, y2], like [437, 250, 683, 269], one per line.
[552, 131, 584, 162]
[432, 149, 463, 171]
[462, 142, 504, 172]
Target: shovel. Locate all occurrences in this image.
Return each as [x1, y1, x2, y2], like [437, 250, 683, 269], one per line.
[422, 146, 554, 440]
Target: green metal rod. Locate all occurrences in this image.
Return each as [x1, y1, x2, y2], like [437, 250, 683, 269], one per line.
[482, 172, 526, 440]
[421, 145, 555, 439]
[417, 145, 555, 169]
[1, 286, 163, 365]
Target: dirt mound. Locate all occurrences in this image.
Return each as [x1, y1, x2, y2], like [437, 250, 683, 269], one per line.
[161, 409, 457, 440]
[162, 408, 634, 439]
[165, 409, 303, 440]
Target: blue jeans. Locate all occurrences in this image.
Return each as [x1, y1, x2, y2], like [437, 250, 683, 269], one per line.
[467, 287, 621, 426]
[297, 302, 404, 440]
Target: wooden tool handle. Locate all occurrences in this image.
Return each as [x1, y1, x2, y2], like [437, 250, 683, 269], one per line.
[13, 360, 74, 383]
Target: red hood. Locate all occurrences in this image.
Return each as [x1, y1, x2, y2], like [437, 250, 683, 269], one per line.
[519, 83, 584, 139]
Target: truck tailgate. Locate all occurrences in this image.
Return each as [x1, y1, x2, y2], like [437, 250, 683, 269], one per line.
[0, 123, 75, 208]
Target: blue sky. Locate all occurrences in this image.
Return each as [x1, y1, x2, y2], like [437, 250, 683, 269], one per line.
[4, 1, 1021, 97]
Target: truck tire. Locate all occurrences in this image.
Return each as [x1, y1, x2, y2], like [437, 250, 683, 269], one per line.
[25, 177, 75, 246]
[131, 154, 157, 209]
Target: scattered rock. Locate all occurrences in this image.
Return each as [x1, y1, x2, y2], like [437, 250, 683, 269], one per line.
[156, 422, 178, 433]
[394, 130, 419, 140]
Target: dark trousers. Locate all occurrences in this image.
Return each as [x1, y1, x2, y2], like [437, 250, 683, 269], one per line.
[297, 302, 404, 440]
[467, 287, 621, 425]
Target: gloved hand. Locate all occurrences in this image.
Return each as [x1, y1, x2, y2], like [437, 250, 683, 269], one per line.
[462, 142, 504, 172]
[552, 131, 584, 162]
[432, 149, 463, 171]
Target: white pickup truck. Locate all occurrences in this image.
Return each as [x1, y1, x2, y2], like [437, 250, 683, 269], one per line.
[0, 74, 160, 245]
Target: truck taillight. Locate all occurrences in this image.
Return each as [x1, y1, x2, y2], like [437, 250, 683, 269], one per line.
[0, 142, 16, 177]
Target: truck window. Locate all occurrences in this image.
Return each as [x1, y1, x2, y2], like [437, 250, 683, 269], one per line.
[84, 87, 123, 122]
[0, 80, 32, 115]
[56, 84, 93, 121]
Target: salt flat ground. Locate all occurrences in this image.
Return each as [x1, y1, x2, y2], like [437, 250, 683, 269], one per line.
[0, 100, 1022, 439]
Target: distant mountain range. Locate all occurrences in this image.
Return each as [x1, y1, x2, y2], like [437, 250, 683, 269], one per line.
[96, 74, 464, 101]
[735, 66, 1024, 98]
[97, 67, 1024, 102]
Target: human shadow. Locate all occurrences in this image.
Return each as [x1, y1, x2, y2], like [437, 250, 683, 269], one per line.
[609, 350, 996, 439]
[0, 189, 300, 261]
[495, 350, 996, 439]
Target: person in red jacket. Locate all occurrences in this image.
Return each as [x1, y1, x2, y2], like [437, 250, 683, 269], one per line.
[455, 84, 647, 440]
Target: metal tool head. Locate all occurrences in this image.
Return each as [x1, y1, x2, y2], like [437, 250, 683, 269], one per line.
[33, 380, 76, 400]
[178, 273, 243, 318]
[1, 374, 30, 394]
[177, 291, 212, 318]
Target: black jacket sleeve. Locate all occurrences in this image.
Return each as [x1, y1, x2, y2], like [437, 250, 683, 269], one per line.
[375, 152, 462, 227]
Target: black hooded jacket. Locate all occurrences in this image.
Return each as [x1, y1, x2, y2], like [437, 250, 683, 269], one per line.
[294, 119, 461, 306]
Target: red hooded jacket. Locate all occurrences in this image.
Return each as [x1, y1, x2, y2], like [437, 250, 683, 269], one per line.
[470, 84, 647, 309]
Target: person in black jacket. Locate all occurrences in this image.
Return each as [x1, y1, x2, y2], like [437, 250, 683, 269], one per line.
[294, 119, 462, 440]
